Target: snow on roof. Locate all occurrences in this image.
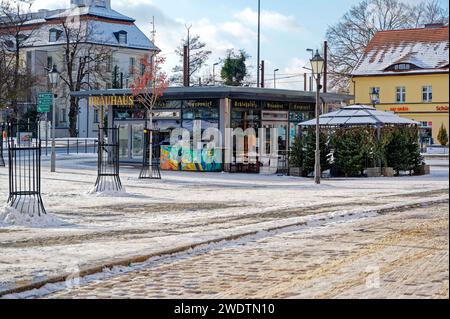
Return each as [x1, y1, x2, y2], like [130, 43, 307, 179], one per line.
[18, 16, 157, 51]
[352, 26, 449, 76]
[299, 105, 419, 127]
[46, 5, 135, 23]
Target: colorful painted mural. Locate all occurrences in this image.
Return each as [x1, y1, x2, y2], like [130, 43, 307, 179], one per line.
[160, 146, 222, 172]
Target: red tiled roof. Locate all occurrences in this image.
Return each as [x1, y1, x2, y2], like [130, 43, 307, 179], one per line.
[365, 26, 449, 52]
[352, 26, 449, 76]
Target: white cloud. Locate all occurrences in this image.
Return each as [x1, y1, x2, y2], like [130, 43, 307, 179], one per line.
[234, 8, 302, 32]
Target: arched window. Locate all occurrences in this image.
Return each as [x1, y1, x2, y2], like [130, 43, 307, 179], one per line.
[385, 63, 419, 72]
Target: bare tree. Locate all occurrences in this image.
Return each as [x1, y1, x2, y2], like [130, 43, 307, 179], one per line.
[130, 52, 168, 177]
[326, 0, 449, 92]
[54, 12, 113, 137]
[0, 0, 38, 119]
[170, 35, 211, 86]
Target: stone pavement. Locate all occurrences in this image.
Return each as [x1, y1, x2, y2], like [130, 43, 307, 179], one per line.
[45, 203, 449, 299]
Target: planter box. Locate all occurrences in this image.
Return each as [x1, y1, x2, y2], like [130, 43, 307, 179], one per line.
[289, 167, 302, 177]
[366, 167, 382, 177]
[414, 164, 431, 176]
[382, 167, 395, 177]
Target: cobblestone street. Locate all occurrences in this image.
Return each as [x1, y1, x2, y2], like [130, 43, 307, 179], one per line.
[45, 203, 449, 299]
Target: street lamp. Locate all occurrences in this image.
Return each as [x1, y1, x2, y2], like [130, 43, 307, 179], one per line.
[273, 68, 279, 88]
[369, 87, 380, 108]
[213, 62, 219, 86]
[48, 64, 59, 173]
[309, 50, 324, 185]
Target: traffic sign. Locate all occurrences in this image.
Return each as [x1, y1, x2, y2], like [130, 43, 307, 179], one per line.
[37, 92, 53, 113]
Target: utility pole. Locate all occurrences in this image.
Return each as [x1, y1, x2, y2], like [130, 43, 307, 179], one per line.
[185, 24, 192, 87]
[323, 41, 328, 93]
[260, 60, 265, 88]
[257, 0, 261, 88]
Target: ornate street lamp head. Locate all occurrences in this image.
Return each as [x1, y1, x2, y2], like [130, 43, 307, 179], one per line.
[369, 87, 380, 106]
[310, 50, 324, 79]
[48, 64, 59, 86]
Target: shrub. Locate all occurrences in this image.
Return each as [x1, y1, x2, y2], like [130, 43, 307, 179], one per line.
[302, 129, 331, 177]
[289, 135, 304, 168]
[331, 127, 367, 177]
[437, 124, 448, 146]
[384, 126, 422, 175]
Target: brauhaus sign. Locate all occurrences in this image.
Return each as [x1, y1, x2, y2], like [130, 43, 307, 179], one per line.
[88, 95, 134, 107]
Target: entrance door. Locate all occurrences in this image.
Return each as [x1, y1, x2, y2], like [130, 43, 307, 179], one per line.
[118, 122, 145, 162]
[262, 120, 289, 173]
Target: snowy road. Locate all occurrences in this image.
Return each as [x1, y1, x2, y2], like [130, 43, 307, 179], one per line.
[10, 203, 450, 299]
[0, 155, 448, 296]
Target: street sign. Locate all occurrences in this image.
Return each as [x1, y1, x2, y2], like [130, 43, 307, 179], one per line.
[37, 92, 53, 113]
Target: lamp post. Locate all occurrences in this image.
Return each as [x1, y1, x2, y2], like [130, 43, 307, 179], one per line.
[213, 62, 219, 86]
[257, 0, 261, 88]
[48, 64, 59, 173]
[370, 87, 379, 108]
[273, 68, 279, 88]
[310, 50, 324, 185]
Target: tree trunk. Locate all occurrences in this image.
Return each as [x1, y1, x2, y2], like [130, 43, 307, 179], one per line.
[68, 96, 78, 137]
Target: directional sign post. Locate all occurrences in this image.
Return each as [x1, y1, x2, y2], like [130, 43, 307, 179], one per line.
[37, 92, 53, 113]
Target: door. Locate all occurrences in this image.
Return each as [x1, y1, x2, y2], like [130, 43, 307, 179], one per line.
[118, 122, 145, 162]
[262, 121, 289, 172]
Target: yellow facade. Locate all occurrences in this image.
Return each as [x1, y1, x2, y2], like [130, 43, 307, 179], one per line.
[351, 73, 449, 143]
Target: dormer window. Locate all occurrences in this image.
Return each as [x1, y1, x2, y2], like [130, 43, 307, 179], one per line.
[49, 29, 62, 42]
[114, 31, 128, 45]
[385, 63, 419, 72]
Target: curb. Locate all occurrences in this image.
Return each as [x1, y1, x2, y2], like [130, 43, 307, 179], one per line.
[1, 197, 448, 298]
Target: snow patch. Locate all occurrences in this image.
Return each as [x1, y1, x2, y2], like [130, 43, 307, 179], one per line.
[0, 205, 65, 228]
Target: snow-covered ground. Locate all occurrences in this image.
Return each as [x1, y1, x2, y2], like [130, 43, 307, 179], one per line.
[0, 154, 448, 295]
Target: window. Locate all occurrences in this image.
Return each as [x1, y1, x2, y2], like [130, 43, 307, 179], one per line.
[129, 57, 136, 75]
[396, 87, 406, 103]
[422, 86, 432, 102]
[49, 29, 60, 42]
[106, 55, 112, 72]
[118, 33, 127, 44]
[140, 63, 146, 76]
[386, 63, 419, 72]
[94, 109, 100, 123]
[59, 108, 66, 123]
[26, 51, 32, 73]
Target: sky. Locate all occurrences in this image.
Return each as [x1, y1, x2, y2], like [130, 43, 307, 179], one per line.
[32, 0, 449, 89]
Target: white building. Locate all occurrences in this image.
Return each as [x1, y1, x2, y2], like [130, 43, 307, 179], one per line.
[2, 0, 158, 137]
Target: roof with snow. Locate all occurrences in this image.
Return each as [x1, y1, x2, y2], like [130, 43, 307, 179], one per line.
[299, 105, 419, 127]
[0, 0, 157, 51]
[46, 4, 135, 23]
[352, 25, 449, 76]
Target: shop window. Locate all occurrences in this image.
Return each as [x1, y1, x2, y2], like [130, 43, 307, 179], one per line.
[396, 87, 406, 103]
[422, 86, 432, 102]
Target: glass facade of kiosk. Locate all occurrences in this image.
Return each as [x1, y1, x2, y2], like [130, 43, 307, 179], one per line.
[112, 97, 315, 172]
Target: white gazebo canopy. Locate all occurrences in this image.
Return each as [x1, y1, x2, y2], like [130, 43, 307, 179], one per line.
[300, 104, 419, 127]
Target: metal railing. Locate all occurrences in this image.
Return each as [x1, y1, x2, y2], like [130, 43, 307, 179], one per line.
[41, 138, 99, 156]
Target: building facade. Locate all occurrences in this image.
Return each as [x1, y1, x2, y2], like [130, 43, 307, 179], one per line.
[72, 86, 352, 173]
[351, 24, 449, 145]
[0, 0, 157, 137]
